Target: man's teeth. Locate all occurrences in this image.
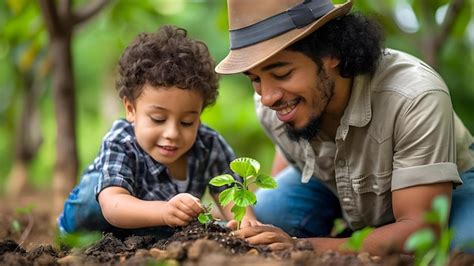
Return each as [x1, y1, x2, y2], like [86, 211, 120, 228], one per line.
[278, 106, 293, 115]
[277, 101, 297, 115]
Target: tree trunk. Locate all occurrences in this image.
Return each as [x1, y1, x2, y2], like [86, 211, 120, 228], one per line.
[6, 74, 43, 197]
[50, 36, 78, 220]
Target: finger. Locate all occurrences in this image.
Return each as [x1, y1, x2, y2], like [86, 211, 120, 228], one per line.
[233, 225, 268, 238]
[171, 208, 194, 224]
[249, 220, 263, 227]
[180, 195, 203, 215]
[177, 201, 201, 217]
[226, 220, 238, 230]
[269, 242, 292, 251]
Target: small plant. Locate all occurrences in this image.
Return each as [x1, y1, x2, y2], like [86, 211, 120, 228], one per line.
[197, 203, 214, 230]
[56, 231, 103, 250]
[343, 226, 374, 252]
[10, 204, 35, 244]
[330, 218, 348, 237]
[209, 157, 277, 230]
[404, 195, 453, 266]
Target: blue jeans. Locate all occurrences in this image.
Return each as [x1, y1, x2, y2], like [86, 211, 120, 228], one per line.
[254, 166, 474, 253]
[57, 172, 174, 239]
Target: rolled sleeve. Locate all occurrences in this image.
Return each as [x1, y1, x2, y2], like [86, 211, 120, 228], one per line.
[392, 91, 462, 189]
[392, 162, 461, 190]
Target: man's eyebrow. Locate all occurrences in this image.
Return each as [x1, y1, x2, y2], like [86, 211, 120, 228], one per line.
[261, 61, 290, 72]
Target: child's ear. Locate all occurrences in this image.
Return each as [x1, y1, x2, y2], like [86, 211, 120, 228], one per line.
[123, 98, 136, 123]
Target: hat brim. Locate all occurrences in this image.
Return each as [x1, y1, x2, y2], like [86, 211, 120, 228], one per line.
[216, 1, 353, 74]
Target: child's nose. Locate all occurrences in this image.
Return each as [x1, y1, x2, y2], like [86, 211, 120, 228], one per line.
[163, 123, 179, 139]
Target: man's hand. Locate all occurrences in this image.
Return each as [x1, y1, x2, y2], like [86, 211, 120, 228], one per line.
[226, 217, 263, 229]
[162, 193, 203, 227]
[234, 225, 296, 251]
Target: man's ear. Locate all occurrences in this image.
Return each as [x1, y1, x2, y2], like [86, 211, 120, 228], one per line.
[123, 98, 135, 123]
[325, 56, 341, 69]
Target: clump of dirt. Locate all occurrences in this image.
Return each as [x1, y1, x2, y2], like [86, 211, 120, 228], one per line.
[0, 217, 473, 266]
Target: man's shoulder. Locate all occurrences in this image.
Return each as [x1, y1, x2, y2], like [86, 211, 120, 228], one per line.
[369, 48, 449, 99]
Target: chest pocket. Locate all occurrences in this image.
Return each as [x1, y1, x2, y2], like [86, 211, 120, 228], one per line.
[351, 171, 392, 195]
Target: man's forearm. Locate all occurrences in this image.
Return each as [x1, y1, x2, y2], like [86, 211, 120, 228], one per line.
[307, 219, 423, 255]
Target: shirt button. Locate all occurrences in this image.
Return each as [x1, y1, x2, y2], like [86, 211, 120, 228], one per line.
[372, 184, 379, 190]
[342, 197, 351, 202]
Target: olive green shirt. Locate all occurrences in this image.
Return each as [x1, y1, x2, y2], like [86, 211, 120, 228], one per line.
[256, 49, 474, 230]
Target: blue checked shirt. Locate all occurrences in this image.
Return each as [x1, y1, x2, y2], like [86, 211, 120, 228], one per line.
[85, 119, 236, 201]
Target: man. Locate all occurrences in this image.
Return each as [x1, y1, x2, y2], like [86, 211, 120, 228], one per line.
[216, 0, 474, 254]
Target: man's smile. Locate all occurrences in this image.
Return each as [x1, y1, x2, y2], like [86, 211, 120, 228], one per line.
[272, 97, 301, 123]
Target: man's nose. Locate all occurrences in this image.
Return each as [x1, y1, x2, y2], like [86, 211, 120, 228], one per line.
[260, 82, 283, 107]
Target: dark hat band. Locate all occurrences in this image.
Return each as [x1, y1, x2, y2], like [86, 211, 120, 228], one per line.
[229, 0, 335, 49]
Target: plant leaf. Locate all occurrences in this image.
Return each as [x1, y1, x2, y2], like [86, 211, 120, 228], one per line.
[231, 205, 246, 223]
[345, 227, 374, 252]
[404, 228, 436, 253]
[198, 213, 213, 224]
[330, 218, 347, 237]
[210, 174, 235, 187]
[255, 173, 277, 189]
[230, 157, 260, 178]
[218, 187, 236, 206]
[432, 195, 449, 227]
[11, 220, 21, 233]
[233, 188, 257, 207]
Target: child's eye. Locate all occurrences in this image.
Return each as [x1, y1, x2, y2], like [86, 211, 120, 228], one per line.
[181, 121, 194, 127]
[150, 117, 165, 124]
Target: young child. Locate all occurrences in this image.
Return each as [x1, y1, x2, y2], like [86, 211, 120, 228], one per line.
[57, 25, 240, 237]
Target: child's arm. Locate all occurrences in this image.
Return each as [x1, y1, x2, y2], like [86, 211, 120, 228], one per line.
[98, 186, 203, 228]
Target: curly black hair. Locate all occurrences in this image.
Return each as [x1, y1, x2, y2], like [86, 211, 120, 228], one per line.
[287, 13, 384, 78]
[116, 25, 219, 108]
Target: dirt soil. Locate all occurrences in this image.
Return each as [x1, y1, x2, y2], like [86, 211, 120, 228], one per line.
[1, 190, 474, 266]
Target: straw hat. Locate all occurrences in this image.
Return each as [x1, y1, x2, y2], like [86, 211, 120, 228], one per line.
[216, 0, 352, 74]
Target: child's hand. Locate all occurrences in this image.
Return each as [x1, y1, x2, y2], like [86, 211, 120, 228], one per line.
[163, 193, 203, 227]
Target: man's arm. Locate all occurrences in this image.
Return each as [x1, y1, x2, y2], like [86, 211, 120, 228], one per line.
[236, 182, 452, 254]
[98, 186, 203, 228]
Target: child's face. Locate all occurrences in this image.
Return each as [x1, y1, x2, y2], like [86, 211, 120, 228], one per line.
[124, 84, 203, 166]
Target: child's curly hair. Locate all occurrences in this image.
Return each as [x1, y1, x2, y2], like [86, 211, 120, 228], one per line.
[116, 25, 219, 108]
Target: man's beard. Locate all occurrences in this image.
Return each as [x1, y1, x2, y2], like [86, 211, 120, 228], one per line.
[284, 67, 334, 142]
[284, 116, 321, 141]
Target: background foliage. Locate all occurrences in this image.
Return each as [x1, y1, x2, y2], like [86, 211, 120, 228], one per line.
[0, 0, 472, 192]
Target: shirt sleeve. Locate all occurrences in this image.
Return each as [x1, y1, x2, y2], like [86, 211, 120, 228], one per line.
[391, 90, 462, 190]
[95, 140, 136, 197]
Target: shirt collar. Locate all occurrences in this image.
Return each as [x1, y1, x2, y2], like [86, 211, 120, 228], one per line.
[341, 74, 372, 128]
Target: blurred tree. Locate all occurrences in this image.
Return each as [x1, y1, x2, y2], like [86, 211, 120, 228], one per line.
[0, 1, 49, 196]
[38, 0, 108, 220]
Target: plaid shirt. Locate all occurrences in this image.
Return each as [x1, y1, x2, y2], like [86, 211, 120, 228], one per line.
[85, 119, 236, 201]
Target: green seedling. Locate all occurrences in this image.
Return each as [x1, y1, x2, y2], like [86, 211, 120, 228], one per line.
[343, 226, 374, 252]
[209, 157, 277, 230]
[56, 231, 103, 250]
[330, 218, 348, 237]
[10, 204, 35, 244]
[404, 195, 453, 266]
[197, 203, 214, 230]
